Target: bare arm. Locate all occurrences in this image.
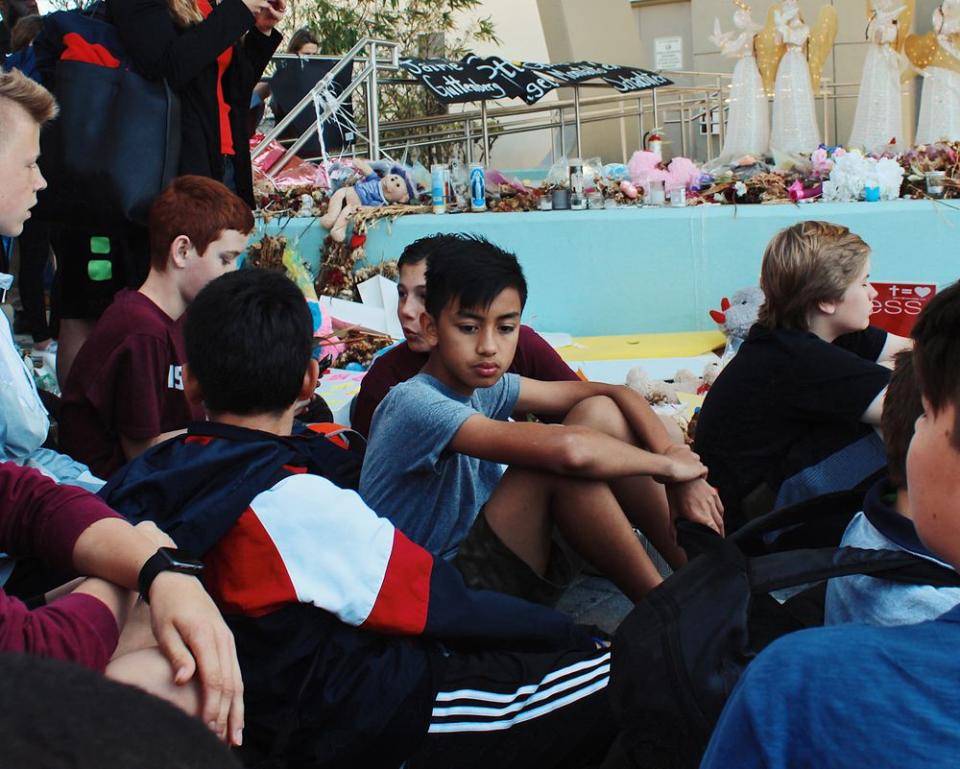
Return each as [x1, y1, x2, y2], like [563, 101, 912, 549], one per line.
[120, 429, 187, 463]
[515, 378, 675, 454]
[448, 415, 705, 483]
[877, 333, 912, 368]
[513, 377, 723, 533]
[71, 519, 243, 745]
[862, 387, 886, 426]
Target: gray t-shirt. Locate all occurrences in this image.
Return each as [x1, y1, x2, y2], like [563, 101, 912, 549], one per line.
[359, 372, 521, 558]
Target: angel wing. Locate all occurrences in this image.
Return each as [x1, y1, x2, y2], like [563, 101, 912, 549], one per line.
[807, 5, 838, 94]
[905, 31, 939, 70]
[906, 29, 960, 75]
[755, 4, 786, 96]
[710, 18, 735, 50]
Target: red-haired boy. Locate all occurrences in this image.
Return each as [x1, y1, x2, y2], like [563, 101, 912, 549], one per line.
[60, 175, 253, 478]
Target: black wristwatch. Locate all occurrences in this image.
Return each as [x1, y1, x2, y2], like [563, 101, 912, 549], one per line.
[137, 547, 205, 604]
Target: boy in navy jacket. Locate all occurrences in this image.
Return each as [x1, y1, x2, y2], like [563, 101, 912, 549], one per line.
[103, 269, 629, 769]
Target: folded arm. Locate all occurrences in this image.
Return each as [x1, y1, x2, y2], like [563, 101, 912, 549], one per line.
[0, 465, 242, 745]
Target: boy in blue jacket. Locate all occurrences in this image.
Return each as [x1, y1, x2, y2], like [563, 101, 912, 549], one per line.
[102, 269, 629, 769]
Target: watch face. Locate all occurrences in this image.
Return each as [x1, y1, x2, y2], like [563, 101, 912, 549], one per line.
[159, 547, 205, 575]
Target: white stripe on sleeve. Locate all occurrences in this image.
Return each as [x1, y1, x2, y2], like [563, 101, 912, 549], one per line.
[249, 473, 396, 626]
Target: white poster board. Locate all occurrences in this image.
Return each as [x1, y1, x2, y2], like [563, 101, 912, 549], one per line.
[654, 36, 683, 71]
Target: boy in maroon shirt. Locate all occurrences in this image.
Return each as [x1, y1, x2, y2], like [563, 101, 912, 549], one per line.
[60, 176, 254, 479]
[352, 234, 580, 437]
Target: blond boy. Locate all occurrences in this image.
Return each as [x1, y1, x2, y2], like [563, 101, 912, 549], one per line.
[695, 221, 911, 527]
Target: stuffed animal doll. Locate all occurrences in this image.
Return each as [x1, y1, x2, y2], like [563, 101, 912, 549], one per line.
[626, 363, 719, 405]
[709, 286, 764, 339]
[319, 158, 416, 242]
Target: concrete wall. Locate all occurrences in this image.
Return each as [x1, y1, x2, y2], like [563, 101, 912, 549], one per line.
[454, 0, 557, 169]
[536, 0, 649, 163]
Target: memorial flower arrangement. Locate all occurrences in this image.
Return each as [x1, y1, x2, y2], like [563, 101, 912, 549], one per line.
[821, 149, 904, 202]
[899, 142, 960, 198]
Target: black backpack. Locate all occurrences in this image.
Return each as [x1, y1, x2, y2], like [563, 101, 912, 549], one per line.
[605, 488, 960, 769]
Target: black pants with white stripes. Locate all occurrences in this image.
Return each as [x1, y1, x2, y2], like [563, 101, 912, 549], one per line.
[407, 646, 618, 769]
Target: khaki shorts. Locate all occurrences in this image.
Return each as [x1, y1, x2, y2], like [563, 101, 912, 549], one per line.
[453, 506, 579, 607]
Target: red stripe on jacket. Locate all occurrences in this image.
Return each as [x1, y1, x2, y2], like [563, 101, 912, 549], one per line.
[362, 529, 432, 635]
[204, 507, 298, 617]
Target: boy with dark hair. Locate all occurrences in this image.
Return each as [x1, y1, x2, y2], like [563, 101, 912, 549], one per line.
[361, 237, 723, 605]
[0, 653, 239, 768]
[695, 220, 912, 528]
[700, 281, 960, 769]
[102, 268, 641, 769]
[351, 233, 579, 437]
[60, 175, 253, 478]
[825, 350, 960, 625]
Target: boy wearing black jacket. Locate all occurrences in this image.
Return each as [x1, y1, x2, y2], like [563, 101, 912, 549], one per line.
[102, 269, 624, 769]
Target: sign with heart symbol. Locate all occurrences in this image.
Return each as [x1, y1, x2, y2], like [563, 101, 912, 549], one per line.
[870, 282, 938, 336]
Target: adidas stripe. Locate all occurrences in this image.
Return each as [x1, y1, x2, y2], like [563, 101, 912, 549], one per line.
[427, 651, 611, 734]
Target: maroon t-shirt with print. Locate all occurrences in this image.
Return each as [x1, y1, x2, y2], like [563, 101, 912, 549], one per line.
[60, 289, 204, 479]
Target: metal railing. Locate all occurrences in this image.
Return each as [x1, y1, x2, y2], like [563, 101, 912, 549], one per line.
[251, 38, 400, 176]
[254, 53, 885, 171]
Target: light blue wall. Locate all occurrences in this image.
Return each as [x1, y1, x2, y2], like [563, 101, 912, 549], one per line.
[265, 200, 960, 335]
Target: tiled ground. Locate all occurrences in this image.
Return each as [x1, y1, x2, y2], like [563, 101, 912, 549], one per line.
[559, 535, 672, 634]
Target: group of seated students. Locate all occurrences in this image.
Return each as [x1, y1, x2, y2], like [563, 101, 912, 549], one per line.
[2, 66, 960, 767]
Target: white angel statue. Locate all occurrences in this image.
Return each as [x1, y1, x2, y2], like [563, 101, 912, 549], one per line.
[770, 0, 821, 154]
[849, 1, 913, 153]
[708, 0, 769, 165]
[913, 0, 960, 144]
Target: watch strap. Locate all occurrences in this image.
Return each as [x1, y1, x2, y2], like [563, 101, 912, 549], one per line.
[137, 547, 203, 604]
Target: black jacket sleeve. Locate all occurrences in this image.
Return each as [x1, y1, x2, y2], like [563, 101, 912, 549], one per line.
[240, 22, 280, 88]
[110, 0, 256, 89]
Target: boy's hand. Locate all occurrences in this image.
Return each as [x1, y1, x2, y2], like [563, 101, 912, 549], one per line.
[654, 444, 707, 484]
[148, 573, 244, 746]
[134, 520, 176, 549]
[666, 479, 725, 537]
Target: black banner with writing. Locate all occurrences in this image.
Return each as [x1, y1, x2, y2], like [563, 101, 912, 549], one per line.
[523, 60, 673, 92]
[400, 55, 557, 105]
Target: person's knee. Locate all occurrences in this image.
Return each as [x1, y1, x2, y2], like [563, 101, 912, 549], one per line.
[106, 648, 202, 718]
[564, 395, 630, 438]
[658, 414, 684, 445]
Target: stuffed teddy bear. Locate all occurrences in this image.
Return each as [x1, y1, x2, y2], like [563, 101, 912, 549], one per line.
[319, 158, 416, 242]
[708, 286, 764, 340]
[626, 363, 719, 405]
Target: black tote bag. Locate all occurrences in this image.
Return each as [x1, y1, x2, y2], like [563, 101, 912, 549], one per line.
[36, 9, 180, 226]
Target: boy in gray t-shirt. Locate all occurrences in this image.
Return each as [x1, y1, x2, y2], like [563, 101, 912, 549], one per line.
[362, 371, 519, 559]
[360, 234, 724, 606]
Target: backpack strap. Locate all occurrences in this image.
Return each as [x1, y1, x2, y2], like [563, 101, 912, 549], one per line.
[731, 472, 884, 547]
[748, 545, 960, 594]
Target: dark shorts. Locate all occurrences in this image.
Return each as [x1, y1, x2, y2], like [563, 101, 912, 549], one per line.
[408, 645, 615, 769]
[454, 507, 579, 607]
[52, 225, 148, 321]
